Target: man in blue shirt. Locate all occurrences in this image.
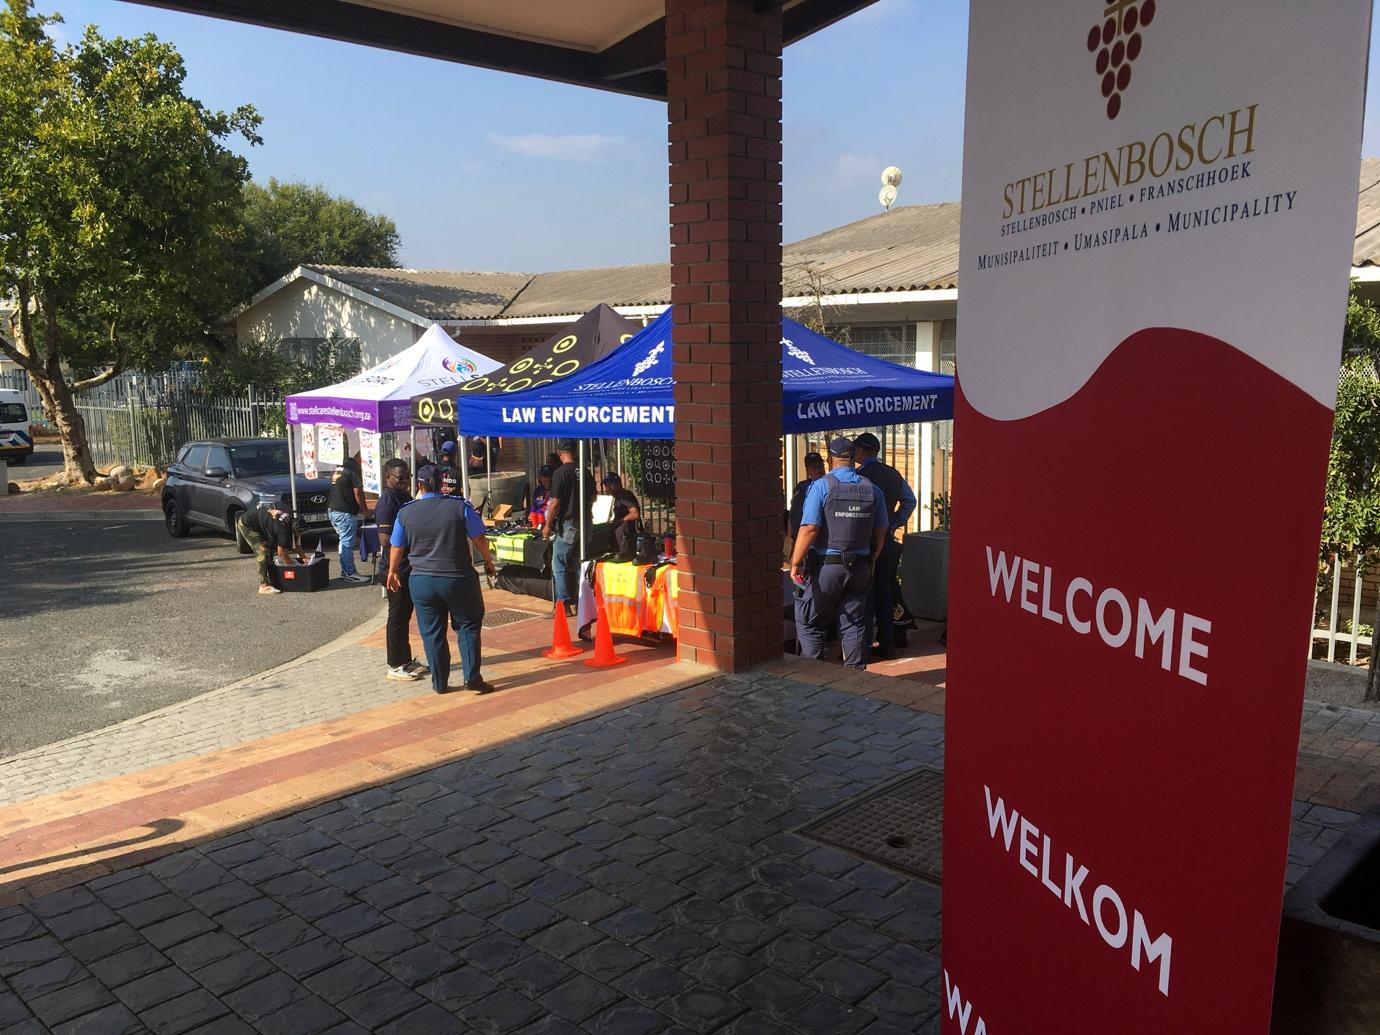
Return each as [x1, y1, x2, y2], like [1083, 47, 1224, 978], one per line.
[853, 432, 918, 659]
[386, 464, 498, 694]
[789, 437, 888, 670]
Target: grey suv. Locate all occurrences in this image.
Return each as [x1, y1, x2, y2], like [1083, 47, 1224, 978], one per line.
[162, 438, 333, 551]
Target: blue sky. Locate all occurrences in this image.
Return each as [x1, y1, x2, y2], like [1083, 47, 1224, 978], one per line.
[37, 1, 1380, 275]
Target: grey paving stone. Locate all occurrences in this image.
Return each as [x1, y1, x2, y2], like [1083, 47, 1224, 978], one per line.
[820, 921, 894, 963]
[683, 947, 765, 991]
[388, 891, 462, 930]
[518, 1014, 587, 1035]
[344, 921, 425, 964]
[253, 993, 348, 1035]
[787, 991, 877, 1034]
[112, 964, 201, 1013]
[39, 902, 121, 941]
[164, 930, 243, 972]
[661, 985, 748, 1033]
[335, 977, 428, 1030]
[612, 960, 697, 1006]
[271, 935, 343, 980]
[8, 952, 88, 998]
[117, 893, 190, 930]
[461, 930, 537, 973]
[596, 906, 667, 943]
[86, 941, 171, 988]
[302, 955, 389, 1000]
[27, 977, 116, 1028]
[733, 970, 812, 1020]
[421, 912, 490, 951]
[807, 956, 888, 1004]
[539, 972, 623, 1022]
[222, 971, 309, 1022]
[417, 963, 501, 1010]
[314, 903, 388, 943]
[528, 918, 605, 961]
[862, 979, 935, 1028]
[495, 951, 576, 998]
[191, 949, 277, 996]
[50, 1002, 144, 1035]
[377, 1001, 466, 1035]
[381, 943, 462, 987]
[567, 938, 648, 983]
[457, 987, 545, 1033]
[26, 886, 99, 920]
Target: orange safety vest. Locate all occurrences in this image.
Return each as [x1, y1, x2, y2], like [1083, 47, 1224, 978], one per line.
[599, 560, 644, 636]
[643, 564, 680, 636]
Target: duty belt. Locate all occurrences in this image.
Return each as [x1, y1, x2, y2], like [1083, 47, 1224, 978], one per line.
[811, 552, 871, 567]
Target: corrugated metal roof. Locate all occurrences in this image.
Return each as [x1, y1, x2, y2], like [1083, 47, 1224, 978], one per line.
[307, 265, 534, 320]
[503, 262, 673, 318]
[1354, 157, 1380, 266]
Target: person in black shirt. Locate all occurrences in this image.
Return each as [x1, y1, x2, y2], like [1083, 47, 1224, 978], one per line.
[601, 473, 643, 558]
[374, 459, 428, 682]
[327, 449, 371, 583]
[437, 440, 462, 497]
[853, 432, 918, 659]
[788, 452, 825, 537]
[543, 440, 595, 607]
[237, 504, 294, 595]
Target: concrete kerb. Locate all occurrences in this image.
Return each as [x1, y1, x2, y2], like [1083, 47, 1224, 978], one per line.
[0, 602, 390, 775]
[0, 509, 163, 522]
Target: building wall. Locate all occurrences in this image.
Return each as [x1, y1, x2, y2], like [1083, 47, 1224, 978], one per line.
[234, 278, 424, 369]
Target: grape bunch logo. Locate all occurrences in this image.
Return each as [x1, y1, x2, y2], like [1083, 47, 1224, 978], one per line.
[441, 355, 477, 375]
[783, 339, 816, 366]
[633, 341, 666, 378]
[1086, 0, 1156, 120]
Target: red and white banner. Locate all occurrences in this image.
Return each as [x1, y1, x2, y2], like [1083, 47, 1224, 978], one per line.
[943, 2, 1370, 1032]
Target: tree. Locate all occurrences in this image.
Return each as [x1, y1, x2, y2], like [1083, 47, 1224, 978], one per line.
[236, 179, 400, 292]
[1322, 289, 1380, 699]
[0, 1, 261, 482]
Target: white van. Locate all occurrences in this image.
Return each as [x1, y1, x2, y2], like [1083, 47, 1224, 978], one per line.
[0, 388, 33, 464]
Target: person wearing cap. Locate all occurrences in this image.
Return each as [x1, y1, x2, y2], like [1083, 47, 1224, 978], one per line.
[436, 440, 462, 497]
[789, 436, 888, 669]
[386, 463, 498, 694]
[853, 432, 918, 660]
[237, 503, 294, 595]
[788, 451, 826, 538]
[529, 465, 554, 528]
[601, 472, 643, 558]
[374, 458, 428, 682]
[544, 439, 595, 609]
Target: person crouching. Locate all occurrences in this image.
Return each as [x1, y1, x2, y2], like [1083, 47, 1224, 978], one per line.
[237, 504, 295, 595]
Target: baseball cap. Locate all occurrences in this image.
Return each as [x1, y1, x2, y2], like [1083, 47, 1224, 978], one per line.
[827, 436, 855, 458]
[803, 451, 824, 466]
[601, 472, 621, 485]
[538, 465, 554, 477]
[853, 432, 880, 453]
[440, 440, 457, 454]
[557, 439, 577, 454]
[415, 463, 439, 489]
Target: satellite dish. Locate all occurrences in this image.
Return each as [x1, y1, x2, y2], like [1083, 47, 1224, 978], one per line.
[881, 166, 903, 188]
[879, 183, 898, 211]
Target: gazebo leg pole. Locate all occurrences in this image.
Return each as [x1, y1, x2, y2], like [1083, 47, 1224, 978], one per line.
[287, 423, 300, 550]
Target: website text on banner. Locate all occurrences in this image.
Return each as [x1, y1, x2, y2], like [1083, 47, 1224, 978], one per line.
[942, 3, 1370, 1033]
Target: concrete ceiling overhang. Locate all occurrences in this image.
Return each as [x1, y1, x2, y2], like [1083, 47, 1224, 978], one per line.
[120, 0, 880, 99]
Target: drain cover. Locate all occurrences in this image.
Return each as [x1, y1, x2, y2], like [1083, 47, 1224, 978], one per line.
[483, 607, 541, 629]
[798, 768, 943, 884]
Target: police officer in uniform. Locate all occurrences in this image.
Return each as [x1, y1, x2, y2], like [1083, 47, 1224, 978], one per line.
[790, 437, 888, 669]
[853, 432, 917, 659]
[386, 464, 498, 694]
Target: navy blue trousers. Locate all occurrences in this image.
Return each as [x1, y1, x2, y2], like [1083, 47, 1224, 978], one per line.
[795, 559, 873, 670]
[409, 573, 484, 690]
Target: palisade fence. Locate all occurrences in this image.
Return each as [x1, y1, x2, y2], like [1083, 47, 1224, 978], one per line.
[1314, 559, 1376, 664]
[0, 369, 283, 470]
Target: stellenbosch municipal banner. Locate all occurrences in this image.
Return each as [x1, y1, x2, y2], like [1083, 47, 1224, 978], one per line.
[943, 3, 1369, 1033]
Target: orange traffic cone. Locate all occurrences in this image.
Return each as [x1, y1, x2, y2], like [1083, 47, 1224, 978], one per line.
[584, 599, 627, 669]
[543, 601, 584, 659]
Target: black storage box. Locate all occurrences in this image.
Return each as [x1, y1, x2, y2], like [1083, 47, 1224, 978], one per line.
[271, 555, 331, 592]
[496, 564, 553, 602]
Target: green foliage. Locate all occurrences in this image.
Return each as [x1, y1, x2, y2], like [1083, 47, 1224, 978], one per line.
[198, 330, 361, 434]
[236, 178, 400, 292]
[1322, 291, 1380, 566]
[0, 0, 260, 477]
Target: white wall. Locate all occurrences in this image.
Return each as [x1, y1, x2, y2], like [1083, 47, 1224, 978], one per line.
[234, 278, 424, 369]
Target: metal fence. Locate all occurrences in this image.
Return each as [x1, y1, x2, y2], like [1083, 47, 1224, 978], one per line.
[0, 369, 282, 470]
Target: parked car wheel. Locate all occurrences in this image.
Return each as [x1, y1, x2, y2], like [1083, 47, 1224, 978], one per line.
[164, 497, 189, 538]
[229, 508, 253, 554]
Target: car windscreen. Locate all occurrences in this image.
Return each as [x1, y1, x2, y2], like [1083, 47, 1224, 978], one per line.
[227, 442, 289, 478]
[0, 403, 27, 423]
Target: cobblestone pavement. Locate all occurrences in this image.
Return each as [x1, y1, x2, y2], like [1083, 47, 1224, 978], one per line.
[0, 668, 946, 1034]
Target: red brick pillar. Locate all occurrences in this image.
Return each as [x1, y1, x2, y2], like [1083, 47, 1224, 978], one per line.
[666, 0, 784, 671]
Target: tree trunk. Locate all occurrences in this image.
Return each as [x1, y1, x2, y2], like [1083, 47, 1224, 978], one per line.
[1366, 591, 1380, 702]
[32, 375, 99, 484]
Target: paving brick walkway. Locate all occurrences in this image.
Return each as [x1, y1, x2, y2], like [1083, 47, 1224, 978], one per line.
[0, 665, 946, 1034]
[1, 596, 1376, 1032]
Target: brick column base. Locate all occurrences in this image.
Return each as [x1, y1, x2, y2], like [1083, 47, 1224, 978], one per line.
[666, 0, 784, 671]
